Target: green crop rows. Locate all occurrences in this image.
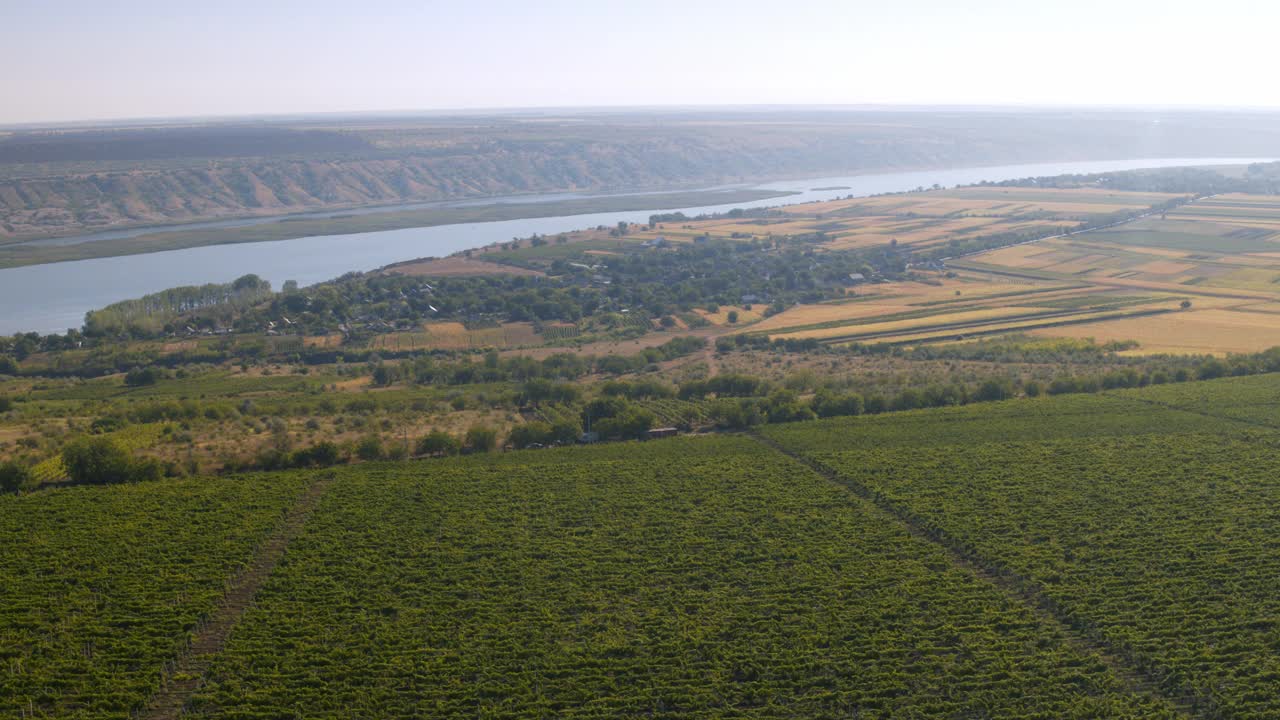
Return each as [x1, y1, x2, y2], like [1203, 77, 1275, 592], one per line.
[11, 374, 1280, 716]
[763, 391, 1251, 451]
[0, 473, 310, 718]
[636, 398, 709, 426]
[186, 437, 1170, 718]
[764, 381, 1280, 717]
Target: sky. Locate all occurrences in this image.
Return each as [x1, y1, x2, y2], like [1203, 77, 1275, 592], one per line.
[3, 0, 1279, 124]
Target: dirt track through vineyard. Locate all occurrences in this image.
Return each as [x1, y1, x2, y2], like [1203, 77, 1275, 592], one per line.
[751, 433, 1202, 718]
[139, 473, 335, 720]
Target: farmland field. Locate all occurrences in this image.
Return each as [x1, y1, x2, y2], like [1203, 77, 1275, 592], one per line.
[12, 374, 1280, 715]
[0, 473, 312, 718]
[763, 380, 1280, 717]
[945, 193, 1280, 354]
[185, 437, 1172, 718]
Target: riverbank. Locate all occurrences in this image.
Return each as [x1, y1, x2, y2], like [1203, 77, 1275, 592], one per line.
[0, 187, 796, 270]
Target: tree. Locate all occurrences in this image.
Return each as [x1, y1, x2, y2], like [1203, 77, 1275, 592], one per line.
[549, 419, 582, 445]
[356, 435, 385, 461]
[974, 379, 1014, 402]
[125, 366, 162, 387]
[508, 422, 552, 449]
[0, 356, 17, 376]
[416, 431, 460, 457]
[0, 461, 30, 493]
[292, 441, 342, 467]
[62, 437, 160, 484]
[464, 426, 498, 453]
[727, 310, 739, 324]
[1180, 299, 1193, 310]
[595, 407, 656, 440]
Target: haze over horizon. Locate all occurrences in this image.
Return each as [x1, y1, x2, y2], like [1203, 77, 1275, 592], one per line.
[5, 0, 1280, 125]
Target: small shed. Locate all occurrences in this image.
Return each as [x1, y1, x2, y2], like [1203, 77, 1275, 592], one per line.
[647, 427, 679, 440]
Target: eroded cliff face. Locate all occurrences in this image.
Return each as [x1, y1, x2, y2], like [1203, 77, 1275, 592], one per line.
[4, 111, 1279, 239]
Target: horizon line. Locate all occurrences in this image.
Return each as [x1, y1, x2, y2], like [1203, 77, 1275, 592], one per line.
[9, 101, 1280, 132]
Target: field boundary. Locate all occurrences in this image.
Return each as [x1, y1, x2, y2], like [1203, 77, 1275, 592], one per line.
[137, 472, 336, 720]
[750, 432, 1203, 718]
[814, 306, 1177, 345]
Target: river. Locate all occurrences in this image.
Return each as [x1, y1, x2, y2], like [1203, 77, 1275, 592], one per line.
[0, 157, 1268, 335]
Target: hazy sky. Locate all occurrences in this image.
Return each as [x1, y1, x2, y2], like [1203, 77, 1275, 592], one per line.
[3, 0, 1278, 124]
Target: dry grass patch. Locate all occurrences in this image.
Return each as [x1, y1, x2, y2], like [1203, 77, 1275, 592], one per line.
[383, 256, 545, 277]
[1135, 260, 1198, 275]
[1032, 307, 1280, 355]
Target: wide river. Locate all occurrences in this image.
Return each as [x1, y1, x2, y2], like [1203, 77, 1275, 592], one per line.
[0, 157, 1268, 334]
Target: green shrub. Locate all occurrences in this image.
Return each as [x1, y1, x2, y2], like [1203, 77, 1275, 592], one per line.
[62, 437, 158, 485]
[0, 461, 31, 493]
[416, 431, 460, 457]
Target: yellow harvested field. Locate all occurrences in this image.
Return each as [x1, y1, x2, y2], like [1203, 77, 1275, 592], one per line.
[1041, 254, 1116, 274]
[1135, 260, 1198, 275]
[1203, 268, 1280, 293]
[696, 307, 763, 326]
[980, 244, 1060, 268]
[837, 307, 1169, 346]
[773, 306, 1052, 341]
[1232, 301, 1280, 315]
[302, 334, 343, 348]
[396, 321, 543, 351]
[385, 257, 545, 277]
[1031, 308, 1280, 355]
[750, 301, 917, 333]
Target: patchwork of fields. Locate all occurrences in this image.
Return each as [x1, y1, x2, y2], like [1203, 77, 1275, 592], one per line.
[947, 194, 1280, 354]
[631, 185, 1176, 252]
[8, 374, 1280, 716]
[735, 191, 1280, 354]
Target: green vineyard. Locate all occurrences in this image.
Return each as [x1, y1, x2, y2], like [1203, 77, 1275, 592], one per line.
[8, 374, 1280, 716]
[186, 439, 1172, 718]
[0, 473, 311, 718]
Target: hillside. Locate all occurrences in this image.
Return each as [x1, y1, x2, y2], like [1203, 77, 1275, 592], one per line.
[5, 109, 1280, 240]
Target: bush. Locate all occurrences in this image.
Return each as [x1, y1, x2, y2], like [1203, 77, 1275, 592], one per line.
[508, 422, 553, 449]
[62, 437, 158, 485]
[0, 397, 12, 413]
[0, 461, 31, 493]
[974, 379, 1014, 402]
[124, 366, 163, 387]
[90, 416, 127, 434]
[464, 426, 498, 454]
[356, 435, 385, 461]
[292, 441, 342, 468]
[416, 431, 460, 457]
[595, 407, 657, 440]
[812, 391, 864, 418]
[549, 419, 582, 445]
[0, 356, 17, 376]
